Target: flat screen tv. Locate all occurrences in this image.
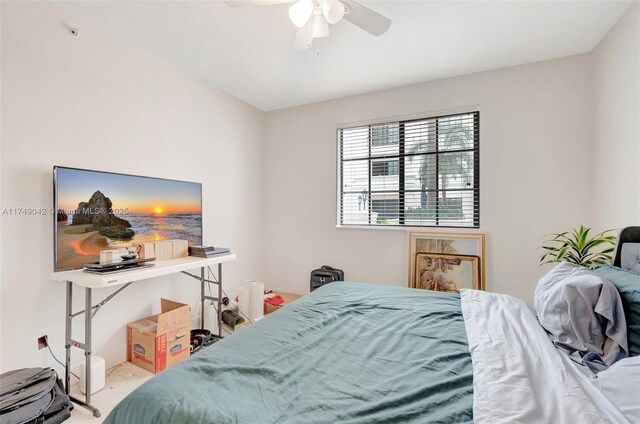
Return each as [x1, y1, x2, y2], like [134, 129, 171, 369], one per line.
[54, 166, 202, 271]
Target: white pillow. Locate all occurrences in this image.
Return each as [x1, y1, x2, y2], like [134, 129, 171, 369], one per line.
[534, 262, 628, 372]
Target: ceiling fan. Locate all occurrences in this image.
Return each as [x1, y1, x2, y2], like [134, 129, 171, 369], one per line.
[224, 0, 392, 50]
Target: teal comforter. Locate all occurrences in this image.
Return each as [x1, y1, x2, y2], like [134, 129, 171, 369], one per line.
[105, 282, 473, 423]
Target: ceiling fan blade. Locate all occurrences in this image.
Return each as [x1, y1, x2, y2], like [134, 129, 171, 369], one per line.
[292, 23, 313, 50]
[341, 0, 391, 36]
[224, 0, 294, 7]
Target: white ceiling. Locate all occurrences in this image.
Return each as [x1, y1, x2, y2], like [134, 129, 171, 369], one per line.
[57, 1, 632, 111]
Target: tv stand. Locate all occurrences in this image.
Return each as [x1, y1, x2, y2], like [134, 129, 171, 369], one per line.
[49, 254, 237, 418]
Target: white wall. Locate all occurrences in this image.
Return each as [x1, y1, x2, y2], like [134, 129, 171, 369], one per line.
[592, 2, 640, 229]
[2, 0, 636, 375]
[263, 54, 596, 304]
[0, 1, 264, 372]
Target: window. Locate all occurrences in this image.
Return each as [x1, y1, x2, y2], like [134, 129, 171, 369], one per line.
[338, 111, 479, 228]
[371, 125, 399, 147]
[372, 160, 399, 176]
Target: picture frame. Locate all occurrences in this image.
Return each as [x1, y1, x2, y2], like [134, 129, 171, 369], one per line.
[408, 231, 486, 289]
[414, 253, 480, 291]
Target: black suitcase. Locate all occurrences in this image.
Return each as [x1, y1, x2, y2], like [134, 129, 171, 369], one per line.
[0, 368, 72, 424]
[310, 265, 344, 292]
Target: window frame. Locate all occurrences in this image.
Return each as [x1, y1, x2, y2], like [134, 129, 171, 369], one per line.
[337, 110, 480, 229]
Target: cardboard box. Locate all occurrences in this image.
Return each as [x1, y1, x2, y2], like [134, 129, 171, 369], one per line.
[265, 292, 302, 314]
[99, 248, 129, 265]
[134, 242, 155, 260]
[171, 239, 189, 258]
[154, 241, 173, 261]
[133, 240, 189, 261]
[127, 299, 191, 374]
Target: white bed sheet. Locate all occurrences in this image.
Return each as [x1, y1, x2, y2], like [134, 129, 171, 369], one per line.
[590, 356, 640, 421]
[461, 289, 633, 424]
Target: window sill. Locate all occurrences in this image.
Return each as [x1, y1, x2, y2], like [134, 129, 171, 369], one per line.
[336, 225, 482, 232]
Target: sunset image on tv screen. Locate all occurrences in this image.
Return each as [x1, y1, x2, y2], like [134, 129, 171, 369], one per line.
[54, 167, 202, 271]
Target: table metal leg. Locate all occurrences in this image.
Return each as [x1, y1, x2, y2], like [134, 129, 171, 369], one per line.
[218, 264, 222, 337]
[84, 287, 92, 405]
[65, 281, 72, 395]
[66, 284, 101, 418]
[200, 267, 205, 329]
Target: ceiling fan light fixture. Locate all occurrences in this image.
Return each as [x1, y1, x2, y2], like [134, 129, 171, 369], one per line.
[224, 0, 391, 50]
[311, 13, 330, 38]
[288, 0, 314, 28]
[322, 0, 345, 24]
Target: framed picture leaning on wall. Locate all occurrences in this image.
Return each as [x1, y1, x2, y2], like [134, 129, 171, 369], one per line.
[415, 253, 480, 292]
[408, 231, 487, 290]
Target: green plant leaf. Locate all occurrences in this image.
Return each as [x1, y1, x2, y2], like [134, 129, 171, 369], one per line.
[538, 225, 616, 267]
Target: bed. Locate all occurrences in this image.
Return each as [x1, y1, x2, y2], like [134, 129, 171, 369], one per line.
[105, 228, 640, 424]
[105, 284, 474, 423]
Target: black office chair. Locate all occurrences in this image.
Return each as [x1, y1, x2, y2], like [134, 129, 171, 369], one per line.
[612, 226, 640, 268]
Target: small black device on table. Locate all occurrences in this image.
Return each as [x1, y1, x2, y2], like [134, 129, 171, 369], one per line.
[82, 257, 155, 274]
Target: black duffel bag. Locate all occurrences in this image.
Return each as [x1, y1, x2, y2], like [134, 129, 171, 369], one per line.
[310, 265, 344, 292]
[0, 367, 72, 424]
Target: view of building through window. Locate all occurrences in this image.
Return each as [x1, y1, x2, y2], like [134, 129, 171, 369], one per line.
[338, 112, 479, 228]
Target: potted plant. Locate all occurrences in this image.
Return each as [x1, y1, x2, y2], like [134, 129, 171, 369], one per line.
[539, 225, 616, 267]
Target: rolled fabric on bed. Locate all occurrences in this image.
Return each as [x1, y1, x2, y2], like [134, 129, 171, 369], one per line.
[593, 265, 640, 357]
[534, 262, 628, 372]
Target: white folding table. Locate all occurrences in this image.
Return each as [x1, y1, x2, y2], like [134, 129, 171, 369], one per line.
[49, 253, 237, 417]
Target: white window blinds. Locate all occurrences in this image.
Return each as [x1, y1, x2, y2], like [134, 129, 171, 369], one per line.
[338, 111, 479, 228]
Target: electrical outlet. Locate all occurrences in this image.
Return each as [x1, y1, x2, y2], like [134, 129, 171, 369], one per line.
[37, 335, 48, 350]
